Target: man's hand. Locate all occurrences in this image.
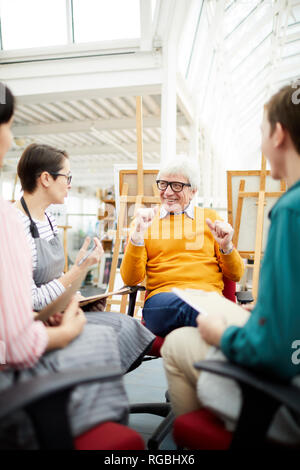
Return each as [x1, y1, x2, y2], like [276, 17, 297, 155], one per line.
[242, 302, 255, 312]
[196, 313, 227, 346]
[206, 218, 234, 253]
[131, 206, 159, 244]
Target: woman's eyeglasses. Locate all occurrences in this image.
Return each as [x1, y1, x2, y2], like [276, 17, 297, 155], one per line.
[50, 173, 72, 184]
[156, 180, 191, 193]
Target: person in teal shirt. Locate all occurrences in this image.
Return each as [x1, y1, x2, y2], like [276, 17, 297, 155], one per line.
[161, 83, 300, 443]
[221, 177, 300, 380]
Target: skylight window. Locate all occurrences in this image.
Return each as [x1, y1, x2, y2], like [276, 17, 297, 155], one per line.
[72, 0, 140, 43]
[0, 0, 142, 51]
[0, 0, 68, 50]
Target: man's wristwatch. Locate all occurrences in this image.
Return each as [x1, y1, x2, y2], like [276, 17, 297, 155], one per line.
[220, 245, 234, 255]
[130, 237, 145, 247]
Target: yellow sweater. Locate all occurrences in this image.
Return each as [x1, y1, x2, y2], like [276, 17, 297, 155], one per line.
[120, 208, 244, 300]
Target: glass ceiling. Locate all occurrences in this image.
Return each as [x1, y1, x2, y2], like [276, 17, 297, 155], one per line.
[0, 0, 299, 207]
[0, 0, 68, 49]
[0, 0, 141, 50]
[72, 0, 140, 44]
[179, 0, 300, 173]
[174, 0, 300, 206]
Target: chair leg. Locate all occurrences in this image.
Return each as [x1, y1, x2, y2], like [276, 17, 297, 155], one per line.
[147, 410, 175, 450]
[130, 402, 171, 418]
[26, 390, 73, 450]
[230, 384, 280, 449]
[129, 389, 174, 449]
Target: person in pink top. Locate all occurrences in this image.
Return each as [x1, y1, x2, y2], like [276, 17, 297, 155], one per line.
[0, 83, 136, 449]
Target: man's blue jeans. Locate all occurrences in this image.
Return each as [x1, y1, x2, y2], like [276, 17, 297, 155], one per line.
[142, 292, 199, 337]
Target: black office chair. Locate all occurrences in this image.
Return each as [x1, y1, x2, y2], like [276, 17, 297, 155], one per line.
[0, 365, 145, 450]
[173, 360, 300, 449]
[125, 281, 253, 449]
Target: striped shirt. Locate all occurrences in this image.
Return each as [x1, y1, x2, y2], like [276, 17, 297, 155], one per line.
[0, 199, 48, 369]
[16, 209, 65, 311]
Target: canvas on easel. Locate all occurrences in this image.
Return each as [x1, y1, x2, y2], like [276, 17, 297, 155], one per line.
[116, 167, 160, 227]
[227, 156, 286, 300]
[105, 96, 160, 316]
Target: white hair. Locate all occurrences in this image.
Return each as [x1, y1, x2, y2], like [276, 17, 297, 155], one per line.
[157, 155, 200, 191]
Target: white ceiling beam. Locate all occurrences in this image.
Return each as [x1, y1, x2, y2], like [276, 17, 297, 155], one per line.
[161, 39, 177, 161]
[2, 51, 163, 100]
[12, 85, 162, 106]
[142, 95, 161, 115]
[152, 0, 161, 38]
[6, 141, 189, 160]
[0, 39, 141, 62]
[10, 82, 164, 106]
[4, 158, 131, 170]
[155, 0, 177, 43]
[176, 72, 197, 124]
[109, 96, 135, 117]
[1, 51, 160, 81]
[140, 0, 153, 51]
[160, 0, 191, 161]
[12, 114, 188, 136]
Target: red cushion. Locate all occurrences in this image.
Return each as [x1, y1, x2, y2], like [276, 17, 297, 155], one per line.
[75, 422, 145, 450]
[173, 409, 232, 450]
[148, 336, 165, 357]
[222, 277, 236, 303]
[141, 317, 165, 357]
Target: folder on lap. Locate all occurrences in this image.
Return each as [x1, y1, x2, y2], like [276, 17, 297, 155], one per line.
[78, 287, 132, 307]
[172, 288, 250, 327]
[35, 269, 88, 322]
[35, 273, 132, 322]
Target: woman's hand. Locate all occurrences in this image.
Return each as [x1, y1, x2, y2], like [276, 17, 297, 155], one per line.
[60, 297, 87, 342]
[75, 236, 104, 269]
[88, 298, 107, 312]
[45, 312, 63, 327]
[45, 297, 86, 350]
[196, 313, 227, 346]
[58, 237, 104, 290]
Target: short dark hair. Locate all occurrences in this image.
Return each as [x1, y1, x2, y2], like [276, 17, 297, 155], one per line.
[0, 83, 15, 125]
[17, 143, 69, 193]
[265, 83, 300, 154]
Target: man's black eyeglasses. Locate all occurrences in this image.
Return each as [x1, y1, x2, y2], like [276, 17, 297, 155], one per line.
[156, 180, 191, 193]
[50, 173, 72, 184]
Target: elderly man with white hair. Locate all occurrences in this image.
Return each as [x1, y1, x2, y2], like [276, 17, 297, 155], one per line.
[120, 156, 244, 337]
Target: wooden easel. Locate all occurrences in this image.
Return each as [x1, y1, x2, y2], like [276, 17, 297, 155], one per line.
[10, 173, 18, 203]
[58, 225, 72, 272]
[228, 155, 286, 300]
[105, 97, 160, 315]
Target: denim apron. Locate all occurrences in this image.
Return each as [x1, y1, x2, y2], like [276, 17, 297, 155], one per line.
[20, 197, 154, 373]
[20, 197, 65, 286]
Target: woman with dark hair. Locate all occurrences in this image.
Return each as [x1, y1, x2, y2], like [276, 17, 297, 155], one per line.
[14, 142, 154, 374]
[0, 84, 14, 156]
[0, 83, 153, 449]
[16, 143, 102, 311]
